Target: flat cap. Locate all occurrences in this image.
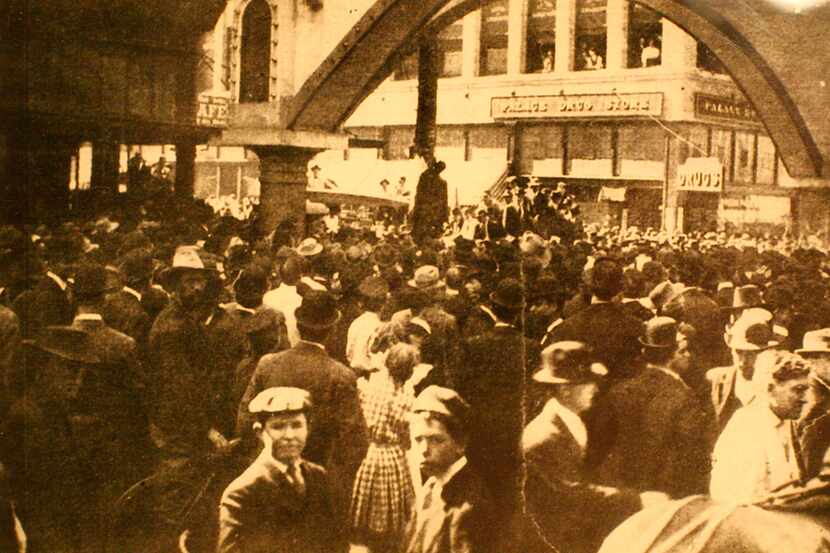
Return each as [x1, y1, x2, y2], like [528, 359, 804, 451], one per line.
[249, 387, 312, 415]
[413, 385, 470, 426]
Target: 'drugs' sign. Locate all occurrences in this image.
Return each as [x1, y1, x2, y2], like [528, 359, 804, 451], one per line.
[677, 157, 724, 192]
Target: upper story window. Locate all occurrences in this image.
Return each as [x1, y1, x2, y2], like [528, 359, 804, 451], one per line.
[575, 0, 606, 71]
[438, 20, 464, 78]
[697, 41, 728, 75]
[526, 0, 557, 73]
[479, 0, 509, 76]
[628, 2, 662, 68]
[393, 51, 419, 81]
[239, 0, 273, 103]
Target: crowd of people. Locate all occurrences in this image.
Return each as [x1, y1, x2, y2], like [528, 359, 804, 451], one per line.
[2, 179, 830, 553]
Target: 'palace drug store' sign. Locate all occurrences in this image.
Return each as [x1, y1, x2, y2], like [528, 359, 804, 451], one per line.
[491, 93, 663, 120]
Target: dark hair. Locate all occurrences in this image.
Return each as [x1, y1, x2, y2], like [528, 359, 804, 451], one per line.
[591, 258, 623, 301]
[297, 322, 331, 343]
[642, 344, 677, 366]
[413, 410, 466, 445]
[280, 256, 301, 286]
[622, 268, 646, 299]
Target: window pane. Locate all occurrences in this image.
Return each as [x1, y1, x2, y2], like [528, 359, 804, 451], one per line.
[519, 125, 563, 174]
[678, 126, 709, 164]
[576, 0, 606, 71]
[619, 125, 665, 179]
[387, 127, 414, 160]
[438, 21, 463, 77]
[628, 2, 662, 68]
[711, 128, 733, 181]
[393, 51, 418, 81]
[756, 135, 776, 185]
[469, 126, 509, 160]
[526, 0, 556, 73]
[239, 0, 272, 103]
[697, 41, 727, 74]
[569, 124, 613, 176]
[480, 0, 509, 75]
[734, 131, 755, 184]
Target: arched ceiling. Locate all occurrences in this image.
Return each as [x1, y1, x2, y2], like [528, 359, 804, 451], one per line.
[285, 0, 830, 179]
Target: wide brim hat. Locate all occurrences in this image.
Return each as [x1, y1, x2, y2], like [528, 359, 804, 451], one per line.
[28, 326, 100, 364]
[159, 245, 220, 288]
[534, 341, 607, 384]
[726, 321, 781, 351]
[722, 284, 766, 312]
[796, 329, 830, 355]
[407, 265, 445, 291]
[294, 290, 341, 329]
[296, 238, 323, 257]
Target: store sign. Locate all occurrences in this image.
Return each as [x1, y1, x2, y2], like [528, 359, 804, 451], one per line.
[196, 94, 230, 127]
[491, 93, 663, 119]
[695, 94, 761, 125]
[677, 157, 724, 192]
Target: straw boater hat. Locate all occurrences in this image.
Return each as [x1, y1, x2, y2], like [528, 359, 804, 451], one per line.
[296, 238, 323, 258]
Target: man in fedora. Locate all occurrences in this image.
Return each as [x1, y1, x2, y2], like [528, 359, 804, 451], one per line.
[597, 317, 715, 498]
[458, 277, 540, 530]
[796, 329, 830, 478]
[148, 245, 229, 463]
[522, 341, 658, 553]
[706, 309, 782, 433]
[237, 290, 368, 534]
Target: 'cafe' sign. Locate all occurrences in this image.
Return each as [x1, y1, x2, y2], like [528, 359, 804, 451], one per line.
[491, 93, 663, 119]
[677, 157, 724, 192]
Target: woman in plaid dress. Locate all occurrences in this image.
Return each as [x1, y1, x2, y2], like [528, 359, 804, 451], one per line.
[350, 343, 418, 553]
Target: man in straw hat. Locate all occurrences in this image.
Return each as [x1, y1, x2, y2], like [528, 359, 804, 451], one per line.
[707, 308, 783, 433]
[710, 350, 811, 504]
[597, 317, 715, 499]
[219, 387, 341, 553]
[401, 385, 497, 553]
[522, 341, 664, 553]
[237, 291, 368, 533]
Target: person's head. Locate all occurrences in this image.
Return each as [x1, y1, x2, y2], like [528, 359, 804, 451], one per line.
[726, 314, 780, 379]
[295, 290, 340, 343]
[386, 342, 420, 385]
[72, 262, 110, 309]
[536, 341, 607, 415]
[640, 317, 679, 367]
[280, 255, 302, 286]
[753, 350, 811, 420]
[358, 276, 389, 313]
[234, 264, 269, 309]
[163, 246, 221, 311]
[489, 277, 524, 324]
[250, 387, 312, 464]
[311, 165, 321, 177]
[406, 316, 431, 348]
[445, 266, 464, 291]
[590, 257, 623, 301]
[410, 386, 470, 477]
[464, 275, 484, 303]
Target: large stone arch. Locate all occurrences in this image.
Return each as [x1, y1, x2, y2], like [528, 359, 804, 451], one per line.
[285, 0, 828, 178]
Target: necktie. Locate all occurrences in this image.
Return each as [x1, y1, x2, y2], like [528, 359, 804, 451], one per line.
[421, 478, 437, 511]
[287, 462, 306, 495]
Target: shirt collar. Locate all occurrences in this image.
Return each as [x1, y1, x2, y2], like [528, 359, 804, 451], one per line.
[591, 296, 612, 305]
[434, 456, 468, 488]
[479, 304, 498, 323]
[298, 339, 327, 352]
[257, 447, 303, 477]
[74, 313, 103, 323]
[122, 286, 142, 302]
[734, 370, 756, 406]
[548, 398, 588, 451]
[648, 363, 686, 385]
[47, 271, 68, 291]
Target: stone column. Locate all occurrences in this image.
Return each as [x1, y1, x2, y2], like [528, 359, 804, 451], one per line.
[555, 0, 576, 73]
[661, 18, 697, 71]
[507, 0, 527, 75]
[462, 10, 481, 78]
[252, 146, 319, 237]
[174, 141, 196, 197]
[606, 0, 629, 70]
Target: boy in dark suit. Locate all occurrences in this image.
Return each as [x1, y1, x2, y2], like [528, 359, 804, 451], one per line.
[218, 387, 343, 553]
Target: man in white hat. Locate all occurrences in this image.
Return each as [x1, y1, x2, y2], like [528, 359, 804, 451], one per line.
[219, 387, 342, 553]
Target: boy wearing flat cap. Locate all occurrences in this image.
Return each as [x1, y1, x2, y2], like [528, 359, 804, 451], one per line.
[401, 386, 497, 553]
[218, 387, 342, 553]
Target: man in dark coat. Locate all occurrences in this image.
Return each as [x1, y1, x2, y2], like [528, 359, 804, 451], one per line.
[237, 291, 368, 531]
[457, 278, 540, 528]
[13, 256, 73, 337]
[411, 160, 449, 245]
[523, 342, 653, 553]
[549, 257, 644, 378]
[103, 248, 155, 355]
[597, 317, 715, 498]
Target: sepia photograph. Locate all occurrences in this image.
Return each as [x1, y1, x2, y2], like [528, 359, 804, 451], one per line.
[2, 0, 830, 551]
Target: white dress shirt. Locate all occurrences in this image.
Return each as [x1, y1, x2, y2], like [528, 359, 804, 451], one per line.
[710, 401, 802, 504]
[263, 284, 301, 347]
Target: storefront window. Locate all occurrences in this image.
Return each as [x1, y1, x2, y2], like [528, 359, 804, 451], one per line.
[526, 0, 557, 73]
[697, 41, 728, 74]
[575, 0, 607, 71]
[756, 134, 777, 185]
[711, 128, 733, 181]
[678, 126, 709, 164]
[480, 0, 509, 76]
[386, 127, 415, 160]
[438, 20, 463, 78]
[734, 130, 756, 184]
[628, 2, 662, 68]
[393, 51, 418, 81]
[519, 125, 564, 174]
[569, 123, 613, 175]
[618, 124, 664, 179]
[435, 127, 466, 161]
[469, 126, 509, 160]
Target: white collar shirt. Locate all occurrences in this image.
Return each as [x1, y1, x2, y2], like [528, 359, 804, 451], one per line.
[549, 398, 588, 451]
[263, 284, 302, 347]
[710, 401, 802, 504]
[122, 286, 142, 302]
[47, 271, 68, 291]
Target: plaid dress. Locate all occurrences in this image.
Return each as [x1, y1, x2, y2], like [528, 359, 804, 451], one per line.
[350, 374, 415, 539]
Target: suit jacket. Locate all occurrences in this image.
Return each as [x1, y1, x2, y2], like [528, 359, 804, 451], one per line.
[13, 274, 72, 337]
[706, 364, 746, 434]
[549, 302, 644, 378]
[522, 402, 643, 553]
[400, 463, 497, 553]
[204, 307, 252, 437]
[218, 457, 341, 553]
[597, 366, 715, 498]
[103, 289, 152, 354]
[237, 342, 369, 525]
[458, 326, 540, 515]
